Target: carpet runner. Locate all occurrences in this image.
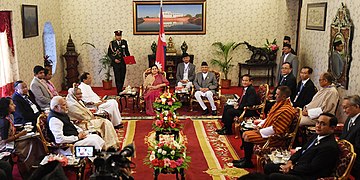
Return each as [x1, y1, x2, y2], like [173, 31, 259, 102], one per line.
[118, 119, 249, 180]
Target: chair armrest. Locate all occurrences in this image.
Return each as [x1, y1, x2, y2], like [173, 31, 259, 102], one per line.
[218, 85, 222, 97]
[190, 85, 195, 96]
[139, 85, 143, 97]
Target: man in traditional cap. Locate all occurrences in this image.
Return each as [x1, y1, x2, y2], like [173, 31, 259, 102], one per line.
[283, 36, 296, 55]
[193, 61, 218, 115]
[278, 43, 299, 81]
[331, 40, 344, 77]
[176, 53, 196, 89]
[30, 65, 52, 110]
[107, 30, 131, 94]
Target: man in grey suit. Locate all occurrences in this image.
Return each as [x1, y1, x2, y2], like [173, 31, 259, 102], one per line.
[176, 53, 196, 89]
[193, 61, 218, 115]
[331, 40, 344, 77]
[278, 44, 299, 81]
[340, 95, 360, 179]
[30, 65, 52, 110]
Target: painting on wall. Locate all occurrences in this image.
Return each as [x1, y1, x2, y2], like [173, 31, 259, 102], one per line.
[22, 5, 39, 38]
[306, 2, 327, 31]
[133, 1, 206, 35]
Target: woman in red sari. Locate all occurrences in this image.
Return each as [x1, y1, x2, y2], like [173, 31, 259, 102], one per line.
[143, 65, 169, 115]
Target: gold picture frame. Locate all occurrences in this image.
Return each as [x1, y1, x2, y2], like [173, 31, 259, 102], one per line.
[306, 2, 327, 31]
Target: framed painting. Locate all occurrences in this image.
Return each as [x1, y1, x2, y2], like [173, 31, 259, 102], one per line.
[306, 2, 327, 31]
[133, 1, 206, 35]
[22, 5, 39, 38]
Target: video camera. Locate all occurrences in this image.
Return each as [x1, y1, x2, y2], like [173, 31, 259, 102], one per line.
[89, 144, 135, 180]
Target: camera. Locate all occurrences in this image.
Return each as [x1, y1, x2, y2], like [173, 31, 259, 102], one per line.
[90, 144, 135, 180]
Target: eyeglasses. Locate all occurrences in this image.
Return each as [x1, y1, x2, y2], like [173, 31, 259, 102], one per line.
[281, 67, 290, 69]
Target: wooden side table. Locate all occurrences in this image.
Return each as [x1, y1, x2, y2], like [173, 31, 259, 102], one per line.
[119, 92, 139, 113]
[238, 63, 276, 87]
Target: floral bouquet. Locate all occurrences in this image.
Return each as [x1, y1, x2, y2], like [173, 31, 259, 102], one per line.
[153, 92, 182, 112]
[144, 134, 191, 172]
[152, 110, 182, 132]
[263, 39, 279, 53]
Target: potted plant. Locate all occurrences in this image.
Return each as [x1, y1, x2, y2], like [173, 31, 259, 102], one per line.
[82, 42, 112, 90]
[211, 42, 241, 89]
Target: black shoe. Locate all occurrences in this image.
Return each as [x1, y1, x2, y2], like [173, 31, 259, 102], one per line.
[232, 158, 245, 164]
[211, 110, 217, 116]
[114, 123, 124, 129]
[233, 161, 254, 168]
[216, 127, 226, 132]
[202, 108, 209, 115]
[217, 129, 233, 135]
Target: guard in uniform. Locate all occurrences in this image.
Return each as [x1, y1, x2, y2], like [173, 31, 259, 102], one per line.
[107, 30, 130, 94]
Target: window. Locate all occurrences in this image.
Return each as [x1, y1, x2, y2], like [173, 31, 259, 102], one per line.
[43, 22, 57, 74]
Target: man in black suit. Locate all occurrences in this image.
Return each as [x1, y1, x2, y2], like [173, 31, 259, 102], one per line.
[217, 74, 260, 135]
[107, 30, 130, 94]
[293, 66, 317, 108]
[264, 112, 339, 180]
[12, 80, 41, 128]
[273, 62, 297, 101]
[340, 95, 360, 179]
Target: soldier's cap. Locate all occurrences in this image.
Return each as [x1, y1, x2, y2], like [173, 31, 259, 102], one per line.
[114, 30, 122, 36]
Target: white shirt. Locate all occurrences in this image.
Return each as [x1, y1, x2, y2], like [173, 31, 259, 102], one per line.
[78, 82, 102, 103]
[202, 72, 208, 80]
[183, 63, 189, 80]
[284, 53, 290, 62]
[48, 117, 83, 144]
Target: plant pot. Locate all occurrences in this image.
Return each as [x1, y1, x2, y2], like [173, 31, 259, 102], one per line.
[102, 80, 112, 90]
[221, 79, 231, 89]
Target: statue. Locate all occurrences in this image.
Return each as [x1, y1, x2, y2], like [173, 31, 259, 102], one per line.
[241, 41, 272, 64]
[181, 41, 188, 54]
[151, 41, 157, 55]
[166, 37, 177, 55]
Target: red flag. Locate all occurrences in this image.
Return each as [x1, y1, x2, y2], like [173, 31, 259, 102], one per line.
[155, 4, 166, 71]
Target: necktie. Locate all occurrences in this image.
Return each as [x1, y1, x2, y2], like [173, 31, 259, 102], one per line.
[348, 120, 355, 131]
[279, 77, 285, 85]
[238, 90, 246, 104]
[302, 137, 318, 154]
[294, 83, 304, 102]
[24, 95, 34, 106]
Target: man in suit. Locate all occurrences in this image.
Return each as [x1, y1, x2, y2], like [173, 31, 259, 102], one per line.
[264, 113, 339, 180]
[282, 36, 296, 55]
[217, 74, 260, 135]
[340, 95, 360, 179]
[107, 30, 131, 94]
[233, 86, 296, 168]
[176, 53, 196, 89]
[331, 40, 344, 77]
[193, 61, 218, 116]
[293, 66, 317, 108]
[12, 80, 41, 128]
[273, 62, 297, 101]
[30, 65, 52, 111]
[300, 72, 339, 126]
[278, 44, 299, 80]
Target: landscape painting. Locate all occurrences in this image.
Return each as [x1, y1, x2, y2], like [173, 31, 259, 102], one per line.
[133, 1, 206, 35]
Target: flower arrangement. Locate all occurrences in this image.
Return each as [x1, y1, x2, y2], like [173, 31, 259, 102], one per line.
[152, 110, 182, 132]
[263, 39, 279, 53]
[153, 92, 182, 112]
[144, 134, 191, 172]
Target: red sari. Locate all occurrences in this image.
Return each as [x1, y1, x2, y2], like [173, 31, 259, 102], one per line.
[144, 74, 169, 115]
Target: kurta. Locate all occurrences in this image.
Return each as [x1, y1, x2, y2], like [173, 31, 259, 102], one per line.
[300, 85, 339, 126]
[243, 99, 296, 146]
[78, 82, 122, 126]
[66, 89, 119, 150]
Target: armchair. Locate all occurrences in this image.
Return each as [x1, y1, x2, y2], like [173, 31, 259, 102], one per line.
[139, 69, 167, 112]
[189, 70, 222, 112]
[36, 114, 74, 154]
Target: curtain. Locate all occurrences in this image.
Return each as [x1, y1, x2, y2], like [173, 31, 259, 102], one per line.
[0, 11, 14, 97]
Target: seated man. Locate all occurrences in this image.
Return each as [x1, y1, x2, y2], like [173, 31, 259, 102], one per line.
[264, 113, 339, 180]
[30, 65, 52, 111]
[176, 53, 196, 89]
[234, 86, 296, 168]
[273, 62, 297, 101]
[47, 96, 105, 155]
[292, 66, 317, 108]
[42, 69, 59, 97]
[193, 61, 218, 115]
[300, 72, 339, 126]
[217, 74, 260, 135]
[12, 80, 41, 128]
[78, 72, 123, 128]
[339, 95, 360, 179]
